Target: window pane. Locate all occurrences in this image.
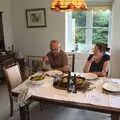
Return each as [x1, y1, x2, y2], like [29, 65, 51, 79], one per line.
[75, 27, 86, 51]
[75, 27, 85, 43]
[92, 28, 108, 44]
[66, 7, 111, 52]
[93, 10, 110, 27]
[72, 12, 86, 27]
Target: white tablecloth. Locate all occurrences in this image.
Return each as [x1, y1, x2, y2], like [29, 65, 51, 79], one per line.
[12, 73, 120, 110]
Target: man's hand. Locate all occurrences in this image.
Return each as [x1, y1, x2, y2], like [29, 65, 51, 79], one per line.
[42, 56, 49, 62]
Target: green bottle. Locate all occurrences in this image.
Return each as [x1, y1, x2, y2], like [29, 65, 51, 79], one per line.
[73, 74, 77, 93]
[67, 71, 72, 92]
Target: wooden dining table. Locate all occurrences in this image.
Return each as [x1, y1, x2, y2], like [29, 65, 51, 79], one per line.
[12, 72, 120, 120]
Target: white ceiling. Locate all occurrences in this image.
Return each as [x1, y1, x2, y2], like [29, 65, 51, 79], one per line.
[86, 0, 113, 6]
[86, 0, 113, 2]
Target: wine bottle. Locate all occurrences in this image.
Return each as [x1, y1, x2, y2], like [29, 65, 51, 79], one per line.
[73, 74, 77, 93]
[67, 71, 72, 92]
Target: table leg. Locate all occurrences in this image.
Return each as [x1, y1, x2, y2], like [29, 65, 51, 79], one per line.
[19, 104, 30, 120]
[111, 114, 119, 120]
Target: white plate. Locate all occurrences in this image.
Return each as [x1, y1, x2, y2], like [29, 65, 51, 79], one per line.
[103, 82, 120, 92]
[29, 73, 45, 85]
[45, 70, 63, 76]
[62, 72, 81, 77]
[80, 73, 98, 80]
[30, 79, 44, 85]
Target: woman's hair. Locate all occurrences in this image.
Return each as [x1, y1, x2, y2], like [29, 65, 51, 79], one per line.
[96, 43, 110, 53]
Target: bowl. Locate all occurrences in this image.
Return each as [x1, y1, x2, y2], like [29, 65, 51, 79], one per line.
[29, 75, 45, 85]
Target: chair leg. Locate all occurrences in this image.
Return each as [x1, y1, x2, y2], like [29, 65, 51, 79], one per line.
[9, 95, 14, 116]
[40, 102, 46, 111]
[20, 104, 30, 120]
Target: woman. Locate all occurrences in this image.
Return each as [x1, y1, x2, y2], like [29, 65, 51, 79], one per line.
[83, 43, 110, 77]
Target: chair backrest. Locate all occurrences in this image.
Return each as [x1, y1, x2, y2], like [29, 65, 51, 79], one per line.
[3, 58, 16, 67]
[24, 55, 43, 73]
[67, 53, 75, 72]
[3, 63, 22, 90]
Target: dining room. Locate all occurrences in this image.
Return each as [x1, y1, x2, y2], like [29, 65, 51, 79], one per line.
[0, 0, 120, 120]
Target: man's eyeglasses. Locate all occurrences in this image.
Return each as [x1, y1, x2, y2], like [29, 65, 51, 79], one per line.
[51, 48, 58, 52]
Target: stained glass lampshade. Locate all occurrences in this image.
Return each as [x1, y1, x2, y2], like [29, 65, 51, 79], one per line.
[51, 0, 88, 12]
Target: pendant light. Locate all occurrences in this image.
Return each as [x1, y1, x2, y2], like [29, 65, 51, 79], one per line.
[51, 0, 87, 12]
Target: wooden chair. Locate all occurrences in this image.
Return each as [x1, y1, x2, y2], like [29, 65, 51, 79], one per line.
[2, 58, 16, 67]
[24, 55, 43, 78]
[25, 55, 50, 110]
[3, 63, 26, 116]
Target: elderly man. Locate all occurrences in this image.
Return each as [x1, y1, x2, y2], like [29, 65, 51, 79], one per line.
[43, 40, 69, 72]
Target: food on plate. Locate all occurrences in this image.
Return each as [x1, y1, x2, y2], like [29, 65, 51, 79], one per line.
[61, 77, 67, 83]
[30, 75, 45, 81]
[61, 76, 85, 85]
[53, 75, 91, 91]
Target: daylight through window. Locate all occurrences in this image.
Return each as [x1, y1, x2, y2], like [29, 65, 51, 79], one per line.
[65, 6, 112, 52]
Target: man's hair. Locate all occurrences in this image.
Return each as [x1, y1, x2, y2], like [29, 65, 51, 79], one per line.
[50, 40, 59, 44]
[50, 40, 61, 48]
[51, 40, 59, 43]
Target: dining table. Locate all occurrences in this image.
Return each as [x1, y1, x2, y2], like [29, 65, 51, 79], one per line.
[12, 71, 120, 120]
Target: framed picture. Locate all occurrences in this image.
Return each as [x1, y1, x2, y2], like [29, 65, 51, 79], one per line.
[26, 8, 47, 28]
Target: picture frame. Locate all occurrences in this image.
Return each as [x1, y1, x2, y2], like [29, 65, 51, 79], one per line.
[26, 8, 47, 28]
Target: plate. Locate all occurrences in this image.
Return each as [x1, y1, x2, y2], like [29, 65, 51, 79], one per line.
[80, 73, 98, 80]
[62, 72, 80, 77]
[53, 76, 90, 92]
[61, 76, 85, 84]
[30, 79, 44, 85]
[29, 74, 45, 85]
[103, 82, 120, 92]
[45, 70, 63, 76]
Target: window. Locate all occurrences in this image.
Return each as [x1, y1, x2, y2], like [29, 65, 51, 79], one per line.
[65, 6, 112, 52]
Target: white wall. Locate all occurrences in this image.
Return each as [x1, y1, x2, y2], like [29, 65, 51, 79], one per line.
[0, 0, 14, 50]
[9, 0, 120, 77]
[111, 0, 120, 77]
[10, 0, 65, 56]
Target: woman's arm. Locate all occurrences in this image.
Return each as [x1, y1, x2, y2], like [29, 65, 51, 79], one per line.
[91, 60, 110, 77]
[101, 60, 110, 76]
[83, 55, 95, 73]
[83, 60, 92, 73]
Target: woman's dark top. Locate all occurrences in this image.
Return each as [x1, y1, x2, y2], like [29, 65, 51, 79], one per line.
[88, 54, 110, 72]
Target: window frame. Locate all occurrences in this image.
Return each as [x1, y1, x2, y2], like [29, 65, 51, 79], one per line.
[65, 6, 112, 53]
